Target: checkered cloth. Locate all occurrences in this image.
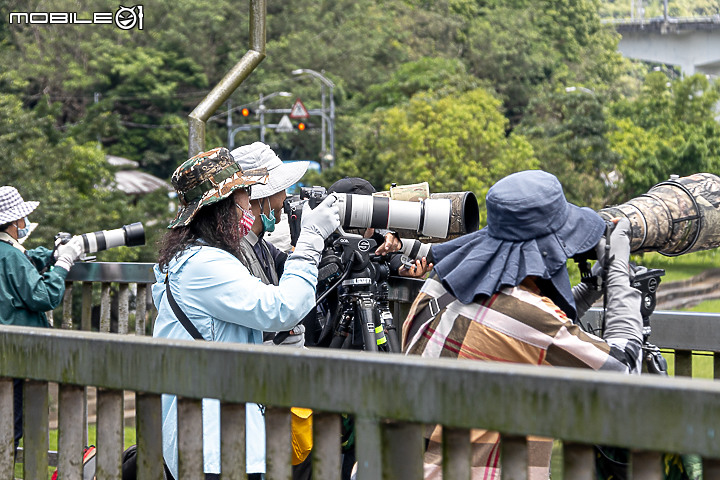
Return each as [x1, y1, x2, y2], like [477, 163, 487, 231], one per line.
[0, 186, 38, 225]
[402, 273, 642, 479]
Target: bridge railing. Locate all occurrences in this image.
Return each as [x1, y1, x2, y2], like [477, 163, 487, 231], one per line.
[4, 262, 720, 479]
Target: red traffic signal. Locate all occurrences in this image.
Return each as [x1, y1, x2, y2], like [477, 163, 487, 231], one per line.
[240, 107, 251, 117]
[297, 122, 306, 131]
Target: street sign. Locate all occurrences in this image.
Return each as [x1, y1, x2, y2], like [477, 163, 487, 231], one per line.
[289, 98, 309, 119]
[276, 115, 294, 133]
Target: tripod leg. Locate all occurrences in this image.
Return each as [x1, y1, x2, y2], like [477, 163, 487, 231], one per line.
[357, 297, 379, 352]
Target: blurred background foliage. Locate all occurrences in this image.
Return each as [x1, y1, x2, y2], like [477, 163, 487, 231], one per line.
[0, 0, 719, 262]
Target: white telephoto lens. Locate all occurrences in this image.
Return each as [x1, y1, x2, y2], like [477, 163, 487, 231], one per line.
[420, 198, 451, 238]
[386, 199, 422, 231]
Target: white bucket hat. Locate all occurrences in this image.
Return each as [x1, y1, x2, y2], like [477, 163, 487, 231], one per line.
[231, 142, 309, 199]
[0, 186, 39, 224]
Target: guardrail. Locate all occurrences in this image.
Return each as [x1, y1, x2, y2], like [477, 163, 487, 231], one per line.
[5, 262, 720, 478]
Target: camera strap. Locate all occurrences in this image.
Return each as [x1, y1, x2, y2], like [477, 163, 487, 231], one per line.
[164, 274, 204, 341]
[406, 292, 455, 343]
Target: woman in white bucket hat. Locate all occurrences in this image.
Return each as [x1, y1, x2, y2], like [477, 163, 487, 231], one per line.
[0, 185, 84, 452]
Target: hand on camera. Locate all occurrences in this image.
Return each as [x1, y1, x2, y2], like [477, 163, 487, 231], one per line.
[596, 217, 642, 344]
[376, 232, 402, 255]
[399, 257, 433, 278]
[54, 235, 84, 272]
[595, 217, 633, 286]
[292, 194, 341, 266]
[300, 194, 340, 240]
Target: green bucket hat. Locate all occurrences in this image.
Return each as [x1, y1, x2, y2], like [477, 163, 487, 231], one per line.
[168, 147, 269, 229]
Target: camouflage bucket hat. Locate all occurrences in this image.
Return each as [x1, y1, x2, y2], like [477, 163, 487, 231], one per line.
[168, 147, 269, 229]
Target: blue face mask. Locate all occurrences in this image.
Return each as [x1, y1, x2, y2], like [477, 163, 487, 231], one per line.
[260, 198, 276, 233]
[15, 217, 30, 239]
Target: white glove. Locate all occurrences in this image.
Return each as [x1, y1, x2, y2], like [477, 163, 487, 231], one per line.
[291, 194, 340, 266]
[55, 236, 84, 272]
[597, 218, 642, 343]
[263, 324, 306, 348]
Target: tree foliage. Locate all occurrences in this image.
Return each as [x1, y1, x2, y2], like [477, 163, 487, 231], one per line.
[0, 0, 718, 262]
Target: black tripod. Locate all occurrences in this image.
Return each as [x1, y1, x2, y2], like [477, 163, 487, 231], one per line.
[315, 234, 401, 353]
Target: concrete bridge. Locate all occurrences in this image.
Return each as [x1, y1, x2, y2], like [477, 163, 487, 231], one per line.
[606, 15, 720, 77]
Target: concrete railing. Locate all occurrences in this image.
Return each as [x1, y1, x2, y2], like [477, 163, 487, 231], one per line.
[4, 262, 720, 478]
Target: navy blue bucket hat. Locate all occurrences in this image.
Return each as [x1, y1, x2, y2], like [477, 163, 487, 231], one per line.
[431, 170, 606, 319]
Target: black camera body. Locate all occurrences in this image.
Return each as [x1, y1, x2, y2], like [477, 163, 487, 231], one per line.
[284, 186, 328, 247]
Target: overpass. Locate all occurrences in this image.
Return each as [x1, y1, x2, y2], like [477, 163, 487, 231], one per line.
[606, 15, 720, 77]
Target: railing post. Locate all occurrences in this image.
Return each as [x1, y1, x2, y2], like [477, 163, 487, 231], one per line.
[0, 379, 14, 477]
[265, 406, 293, 480]
[355, 416, 382, 480]
[313, 412, 341, 479]
[381, 420, 424, 479]
[100, 282, 112, 333]
[81, 282, 93, 331]
[177, 397, 204, 478]
[57, 384, 86, 479]
[674, 350, 692, 377]
[442, 427, 471, 480]
[500, 435, 528, 480]
[23, 380, 49, 480]
[62, 281, 73, 329]
[631, 450, 662, 479]
[136, 283, 148, 335]
[220, 402, 247, 479]
[118, 283, 130, 334]
[96, 388, 124, 479]
[562, 442, 595, 480]
[136, 392, 165, 480]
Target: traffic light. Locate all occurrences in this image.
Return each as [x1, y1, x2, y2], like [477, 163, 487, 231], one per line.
[297, 121, 306, 131]
[240, 107, 252, 118]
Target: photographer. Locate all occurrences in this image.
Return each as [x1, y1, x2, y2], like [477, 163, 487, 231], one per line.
[402, 170, 642, 480]
[152, 147, 340, 480]
[327, 177, 433, 278]
[0, 186, 83, 452]
[231, 142, 310, 348]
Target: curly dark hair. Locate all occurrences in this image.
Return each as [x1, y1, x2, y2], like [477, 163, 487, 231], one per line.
[158, 195, 243, 271]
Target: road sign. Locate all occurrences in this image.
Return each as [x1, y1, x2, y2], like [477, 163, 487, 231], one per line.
[276, 115, 294, 133]
[289, 98, 309, 119]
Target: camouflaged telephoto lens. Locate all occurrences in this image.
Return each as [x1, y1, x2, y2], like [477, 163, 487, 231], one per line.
[599, 173, 720, 256]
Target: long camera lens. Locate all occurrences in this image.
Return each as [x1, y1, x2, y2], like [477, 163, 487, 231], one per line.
[335, 193, 452, 238]
[80, 222, 145, 253]
[599, 173, 720, 256]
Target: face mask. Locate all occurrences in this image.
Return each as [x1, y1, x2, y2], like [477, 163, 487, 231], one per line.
[236, 203, 255, 238]
[15, 217, 30, 239]
[259, 198, 276, 233]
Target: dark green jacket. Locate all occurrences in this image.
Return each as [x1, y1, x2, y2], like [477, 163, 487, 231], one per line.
[0, 239, 68, 327]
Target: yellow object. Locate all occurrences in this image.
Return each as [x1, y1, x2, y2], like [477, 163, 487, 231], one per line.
[291, 407, 313, 465]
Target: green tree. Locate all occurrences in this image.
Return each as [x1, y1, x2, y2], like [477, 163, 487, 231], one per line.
[0, 93, 166, 262]
[335, 88, 538, 222]
[518, 88, 619, 209]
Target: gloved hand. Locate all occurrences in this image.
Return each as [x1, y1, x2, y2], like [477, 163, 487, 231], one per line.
[597, 217, 642, 343]
[291, 194, 340, 266]
[54, 236, 84, 272]
[263, 324, 306, 348]
[571, 260, 604, 318]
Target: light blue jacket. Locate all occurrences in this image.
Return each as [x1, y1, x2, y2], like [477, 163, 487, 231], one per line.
[152, 244, 318, 477]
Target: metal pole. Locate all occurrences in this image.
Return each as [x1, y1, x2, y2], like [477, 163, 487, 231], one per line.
[188, 0, 266, 157]
[259, 93, 266, 143]
[329, 84, 335, 165]
[227, 100, 233, 149]
[320, 83, 327, 156]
